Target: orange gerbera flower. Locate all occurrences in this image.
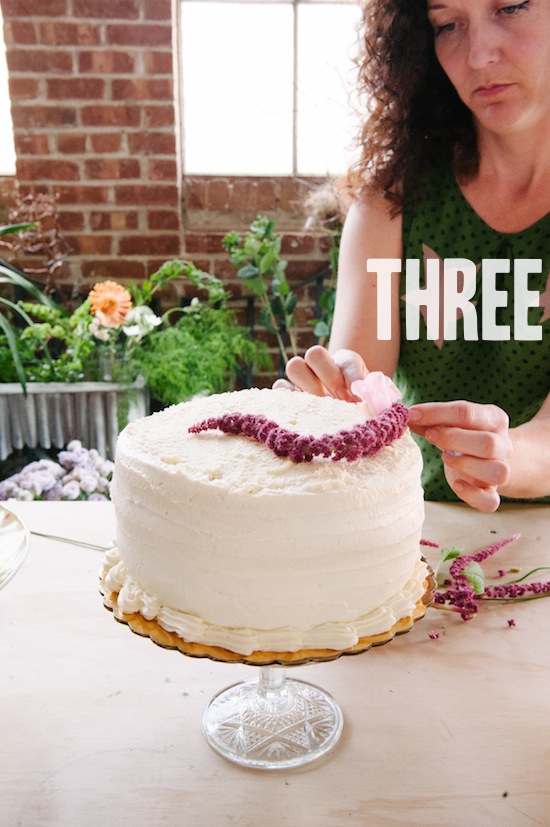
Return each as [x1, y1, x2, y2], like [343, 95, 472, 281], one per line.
[88, 281, 132, 327]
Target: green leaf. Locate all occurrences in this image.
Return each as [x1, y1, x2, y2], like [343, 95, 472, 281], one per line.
[0, 311, 28, 390]
[0, 260, 56, 305]
[0, 222, 36, 236]
[237, 263, 260, 280]
[313, 320, 331, 338]
[440, 547, 463, 564]
[461, 561, 486, 595]
[259, 250, 277, 275]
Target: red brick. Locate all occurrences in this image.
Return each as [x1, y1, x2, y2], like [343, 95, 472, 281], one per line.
[147, 210, 181, 231]
[106, 23, 171, 48]
[144, 0, 172, 20]
[66, 234, 114, 255]
[56, 184, 111, 204]
[8, 77, 39, 99]
[15, 158, 80, 182]
[40, 22, 101, 47]
[256, 178, 278, 211]
[84, 158, 142, 180]
[183, 178, 207, 211]
[1, 0, 67, 14]
[128, 131, 175, 155]
[11, 105, 77, 129]
[14, 133, 50, 155]
[280, 233, 315, 255]
[184, 232, 226, 255]
[118, 234, 181, 256]
[279, 178, 307, 211]
[231, 179, 258, 212]
[206, 178, 231, 210]
[81, 259, 147, 281]
[81, 105, 141, 127]
[56, 133, 87, 154]
[90, 210, 140, 231]
[78, 50, 135, 74]
[7, 49, 73, 73]
[147, 158, 177, 181]
[111, 78, 172, 101]
[56, 210, 85, 231]
[143, 51, 173, 75]
[114, 184, 179, 206]
[47, 77, 105, 100]
[73, 0, 139, 18]
[143, 105, 175, 128]
[285, 258, 329, 281]
[2, 21, 37, 46]
[90, 133, 123, 153]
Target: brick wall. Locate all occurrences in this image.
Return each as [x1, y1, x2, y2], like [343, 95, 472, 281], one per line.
[0, 0, 335, 384]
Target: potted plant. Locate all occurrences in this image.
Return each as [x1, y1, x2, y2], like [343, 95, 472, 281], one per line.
[0, 256, 269, 461]
[223, 215, 298, 370]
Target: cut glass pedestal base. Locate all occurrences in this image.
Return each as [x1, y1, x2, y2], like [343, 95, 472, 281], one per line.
[202, 665, 343, 770]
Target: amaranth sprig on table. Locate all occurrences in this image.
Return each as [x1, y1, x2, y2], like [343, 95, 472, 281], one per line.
[427, 535, 550, 620]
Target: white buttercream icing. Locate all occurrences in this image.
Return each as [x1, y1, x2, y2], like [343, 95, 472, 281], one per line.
[108, 388, 425, 654]
[103, 550, 428, 655]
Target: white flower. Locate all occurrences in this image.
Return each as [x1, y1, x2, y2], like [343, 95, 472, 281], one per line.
[95, 476, 110, 493]
[89, 316, 111, 342]
[61, 480, 81, 500]
[79, 475, 99, 494]
[123, 306, 162, 339]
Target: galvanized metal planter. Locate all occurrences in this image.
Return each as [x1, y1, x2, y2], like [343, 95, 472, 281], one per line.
[0, 380, 149, 461]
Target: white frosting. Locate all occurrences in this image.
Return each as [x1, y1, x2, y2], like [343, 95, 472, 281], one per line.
[103, 548, 429, 655]
[109, 388, 425, 655]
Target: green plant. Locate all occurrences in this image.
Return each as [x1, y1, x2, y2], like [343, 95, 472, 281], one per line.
[131, 260, 271, 405]
[0, 256, 270, 403]
[0, 222, 59, 389]
[223, 216, 298, 367]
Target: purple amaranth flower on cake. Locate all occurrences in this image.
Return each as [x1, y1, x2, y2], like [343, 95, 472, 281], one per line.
[189, 402, 410, 463]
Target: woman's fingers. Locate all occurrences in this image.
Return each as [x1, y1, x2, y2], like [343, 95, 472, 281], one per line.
[409, 400, 512, 512]
[442, 449, 511, 488]
[409, 401, 508, 434]
[446, 474, 501, 513]
[330, 349, 369, 396]
[284, 346, 368, 400]
[285, 355, 330, 396]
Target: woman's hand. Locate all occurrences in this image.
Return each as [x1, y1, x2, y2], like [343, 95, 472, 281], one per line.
[273, 346, 368, 401]
[409, 401, 512, 513]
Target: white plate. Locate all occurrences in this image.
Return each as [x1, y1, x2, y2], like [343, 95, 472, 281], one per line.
[0, 505, 30, 591]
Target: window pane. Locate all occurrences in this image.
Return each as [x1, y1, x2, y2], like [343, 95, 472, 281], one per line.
[296, 3, 361, 175]
[0, 10, 16, 176]
[180, 2, 294, 175]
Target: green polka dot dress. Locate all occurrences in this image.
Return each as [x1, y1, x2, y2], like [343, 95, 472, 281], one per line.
[396, 160, 550, 502]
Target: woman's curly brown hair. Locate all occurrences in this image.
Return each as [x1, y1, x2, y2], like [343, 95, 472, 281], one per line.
[349, 0, 478, 210]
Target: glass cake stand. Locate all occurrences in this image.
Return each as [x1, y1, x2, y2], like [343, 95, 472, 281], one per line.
[0, 505, 30, 592]
[101, 562, 435, 771]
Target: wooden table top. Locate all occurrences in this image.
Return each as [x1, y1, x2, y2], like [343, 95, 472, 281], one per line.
[1, 500, 549, 827]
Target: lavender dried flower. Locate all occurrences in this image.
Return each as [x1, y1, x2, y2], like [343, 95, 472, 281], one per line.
[0, 440, 113, 502]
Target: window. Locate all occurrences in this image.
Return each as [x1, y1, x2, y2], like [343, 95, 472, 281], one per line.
[0, 9, 16, 176]
[179, 0, 362, 176]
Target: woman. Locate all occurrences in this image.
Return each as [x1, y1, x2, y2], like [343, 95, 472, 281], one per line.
[279, 0, 550, 512]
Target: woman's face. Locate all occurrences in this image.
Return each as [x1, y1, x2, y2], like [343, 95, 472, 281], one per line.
[426, 1, 550, 137]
